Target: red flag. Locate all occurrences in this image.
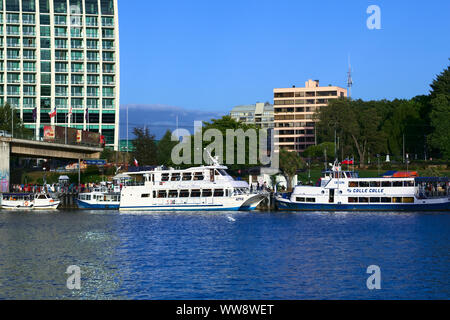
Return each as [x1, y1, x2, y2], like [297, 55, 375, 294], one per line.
[48, 109, 57, 118]
[134, 159, 139, 167]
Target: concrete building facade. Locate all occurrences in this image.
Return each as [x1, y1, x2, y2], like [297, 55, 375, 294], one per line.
[0, 0, 120, 150]
[274, 80, 347, 154]
[230, 102, 274, 129]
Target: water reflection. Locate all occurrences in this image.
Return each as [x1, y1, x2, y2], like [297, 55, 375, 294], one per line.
[0, 209, 448, 299]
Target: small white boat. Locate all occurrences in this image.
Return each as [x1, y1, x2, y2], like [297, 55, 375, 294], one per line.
[1, 193, 61, 210]
[77, 187, 120, 209]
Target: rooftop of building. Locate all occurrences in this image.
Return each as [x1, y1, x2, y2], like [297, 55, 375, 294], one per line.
[230, 102, 274, 113]
[274, 79, 347, 92]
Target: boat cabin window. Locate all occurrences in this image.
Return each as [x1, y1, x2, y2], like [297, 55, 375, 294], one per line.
[191, 190, 201, 197]
[161, 174, 169, 182]
[141, 194, 150, 198]
[382, 181, 392, 187]
[404, 181, 414, 187]
[381, 197, 391, 203]
[296, 197, 305, 202]
[158, 190, 167, 198]
[359, 182, 369, 188]
[218, 169, 228, 176]
[37, 195, 47, 199]
[358, 197, 369, 203]
[370, 197, 381, 203]
[392, 197, 402, 203]
[370, 181, 381, 187]
[306, 198, 316, 203]
[182, 173, 192, 181]
[202, 189, 212, 197]
[393, 181, 403, 187]
[168, 190, 178, 198]
[348, 197, 358, 203]
[349, 181, 358, 188]
[193, 172, 204, 181]
[179, 190, 190, 198]
[171, 173, 181, 181]
[214, 189, 224, 197]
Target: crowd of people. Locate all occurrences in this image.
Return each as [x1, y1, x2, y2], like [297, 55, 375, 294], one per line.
[9, 182, 112, 195]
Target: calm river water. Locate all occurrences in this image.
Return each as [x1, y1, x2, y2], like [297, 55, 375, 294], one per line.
[0, 209, 448, 300]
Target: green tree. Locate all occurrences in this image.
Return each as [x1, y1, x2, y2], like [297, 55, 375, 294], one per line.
[381, 99, 424, 157]
[157, 130, 178, 167]
[429, 94, 450, 159]
[316, 98, 386, 166]
[303, 142, 335, 159]
[174, 116, 264, 172]
[130, 127, 158, 166]
[429, 64, 450, 159]
[0, 103, 32, 138]
[279, 149, 305, 190]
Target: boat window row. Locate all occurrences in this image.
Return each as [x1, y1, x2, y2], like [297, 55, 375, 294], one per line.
[295, 197, 316, 203]
[143, 189, 228, 198]
[93, 195, 119, 202]
[2, 194, 34, 201]
[161, 172, 205, 182]
[348, 181, 414, 188]
[348, 197, 415, 203]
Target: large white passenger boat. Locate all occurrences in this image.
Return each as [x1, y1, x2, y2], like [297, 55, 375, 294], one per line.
[119, 158, 268, 212]
[276, 162, 450, 211]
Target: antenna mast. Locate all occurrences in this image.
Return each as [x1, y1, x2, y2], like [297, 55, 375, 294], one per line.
[347, 55, 353, 98]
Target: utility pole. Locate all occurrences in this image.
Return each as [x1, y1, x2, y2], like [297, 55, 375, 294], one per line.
[403, 134, 405, 164]
[11, 106, 14, 138]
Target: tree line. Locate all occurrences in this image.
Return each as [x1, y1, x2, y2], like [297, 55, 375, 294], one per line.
[314, 63, 450, 163]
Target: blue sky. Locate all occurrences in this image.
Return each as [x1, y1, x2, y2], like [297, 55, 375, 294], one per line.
[118, 0, 450, 132]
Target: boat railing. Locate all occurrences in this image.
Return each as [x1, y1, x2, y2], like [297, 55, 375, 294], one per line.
[416, 189, 450, 199]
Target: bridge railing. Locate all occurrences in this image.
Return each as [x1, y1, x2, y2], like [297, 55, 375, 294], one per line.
[4, 130, 103, 149]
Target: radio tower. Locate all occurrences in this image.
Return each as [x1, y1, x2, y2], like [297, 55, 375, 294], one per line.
[347, 55, 353, 98]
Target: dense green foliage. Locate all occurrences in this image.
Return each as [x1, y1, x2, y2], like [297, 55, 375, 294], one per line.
[130, 127, 158, 166]
[157, 130, 178, 167]
[315, 63, 450, 163]
[0, 103, 33, 138]
[279, 149, 305, 190]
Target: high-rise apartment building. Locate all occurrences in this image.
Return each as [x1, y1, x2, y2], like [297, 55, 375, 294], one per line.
[0, 0, 120, 149]
[230, 102, 274, 129]
[274, 80, 347, 154]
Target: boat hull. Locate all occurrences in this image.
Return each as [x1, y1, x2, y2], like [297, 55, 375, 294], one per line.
[76, 199, 120, 210]
[276, 198, 450, 211]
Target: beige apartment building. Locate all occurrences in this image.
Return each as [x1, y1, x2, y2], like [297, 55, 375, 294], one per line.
[274, 79, 347, 154]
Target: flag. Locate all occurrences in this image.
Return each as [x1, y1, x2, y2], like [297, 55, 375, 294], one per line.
[48, 108, 57, 118]
[342, 158, 354, 165]
[134, 159, 139, 167]
[85, 107, 89, 122]
[32, 107, 37, 121]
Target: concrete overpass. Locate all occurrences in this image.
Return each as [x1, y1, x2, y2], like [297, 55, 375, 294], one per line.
[0, 136, 103, 193]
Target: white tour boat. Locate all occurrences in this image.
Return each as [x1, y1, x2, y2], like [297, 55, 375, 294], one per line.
[276, 161, 450, 211]
[119, 157, 268, 212]
[1, 193, 61, 210]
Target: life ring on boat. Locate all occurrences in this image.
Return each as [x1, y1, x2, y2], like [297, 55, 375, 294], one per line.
[24, 201, 29, 207]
